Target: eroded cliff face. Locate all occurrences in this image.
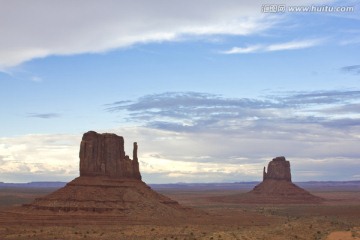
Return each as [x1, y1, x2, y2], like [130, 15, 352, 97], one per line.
[79, 131, 141, 180]
[243, 156, 323, 203]
[23, 131, 193, 215]
[263, 156, 291, 182]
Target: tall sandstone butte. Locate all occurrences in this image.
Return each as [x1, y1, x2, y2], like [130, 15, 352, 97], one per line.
[79, 131, 141, 180]
[24, 131, 189, 217]
[263, 156, 291, 181]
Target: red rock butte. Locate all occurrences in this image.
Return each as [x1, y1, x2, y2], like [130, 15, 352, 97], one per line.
[212, 156, 323, 204]
[262, 156, 291, 182]
[79, 131, 141, 179]
[247, 156, 323, 203]
[23, 131, 191, 218]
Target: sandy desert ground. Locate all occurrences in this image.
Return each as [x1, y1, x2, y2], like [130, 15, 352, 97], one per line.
[0, 182, 359, 240]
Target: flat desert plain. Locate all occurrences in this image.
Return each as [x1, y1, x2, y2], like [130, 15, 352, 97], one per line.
[0, 182, 359, 240]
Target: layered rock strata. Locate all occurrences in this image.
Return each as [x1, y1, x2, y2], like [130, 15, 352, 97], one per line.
[79, 131, 141, 180]
[249, 156, 322, 203]
[263, 156, 291, 182]
[24, 131, 189, 216]
[211, 156, 323, 204]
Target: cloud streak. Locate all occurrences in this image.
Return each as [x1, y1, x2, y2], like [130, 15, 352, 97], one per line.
[221, 45, 263, 54]
[0, 0, 277, 69]
[0, 0, 334, 69]
[106, 90, 360, 132]
[27, 113, 61, 119]
[104, 91, 360, 182]
[221, 39, 323, 54]
[340, 65, 360, 75]
[106, 92, 285, 132]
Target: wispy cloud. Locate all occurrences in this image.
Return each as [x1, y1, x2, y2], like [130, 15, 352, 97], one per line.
[1, 0, 337, 69]
[104, 91, 360, 182]
[221, 39, 323, 54]
[27, 113, 61, 119]
[340, 65, 360, 75]
[30, 76, 43, 82]
[220, 45, 262, 54]
[319, 103, 360, 114]
[106, 90, 360, 133]
[106, 92, 285, 132]
[0, 0, 280, 69]
[340, 37, 360, 46]
[271, 90, 360, 105]
[0, 67, 44, 83]
[0, 134, 80, 182]
[265, 39, 323, 51]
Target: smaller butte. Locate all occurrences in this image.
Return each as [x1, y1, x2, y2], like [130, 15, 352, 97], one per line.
[212, 156, 323, 204]
[249, 156, 323, 203]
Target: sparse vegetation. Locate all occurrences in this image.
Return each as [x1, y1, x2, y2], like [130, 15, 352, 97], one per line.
[0, 185, 359, 239]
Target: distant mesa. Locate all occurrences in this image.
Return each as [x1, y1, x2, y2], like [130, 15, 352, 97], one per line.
[213, 156, 323, 204]
[23, 131, 191, 218]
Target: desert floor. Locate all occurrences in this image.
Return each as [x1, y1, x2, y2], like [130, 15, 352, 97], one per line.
[0, 183, 359, 240]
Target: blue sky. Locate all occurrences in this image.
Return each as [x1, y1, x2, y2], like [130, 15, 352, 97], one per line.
[1, 0, 360, 183]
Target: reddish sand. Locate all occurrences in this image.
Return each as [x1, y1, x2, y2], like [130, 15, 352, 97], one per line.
[0, 183, 359, 239]
[21, 176, 194, 221]
[326, 230, 360, 240]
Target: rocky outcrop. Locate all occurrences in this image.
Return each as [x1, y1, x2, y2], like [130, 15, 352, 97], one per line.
[249, 156, 322, 203]
[263, 156, 291, 181]
[212, 156, 323, 204]
[23, 131, 192, 217]
[25, 176, 186, 215]
[79, 131, 141, 180]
